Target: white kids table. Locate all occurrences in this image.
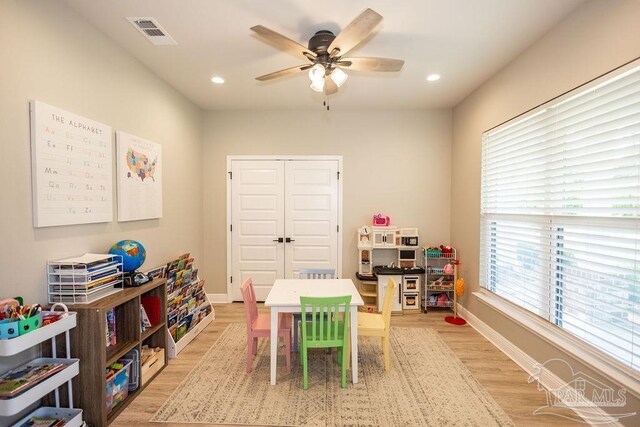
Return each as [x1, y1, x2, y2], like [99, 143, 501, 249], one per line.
[264, 278, 364, 385]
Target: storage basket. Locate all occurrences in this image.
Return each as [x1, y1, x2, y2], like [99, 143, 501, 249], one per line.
[425, 248, 442, 258]
[106, 359, 132, 413]
[18, 313, 42, 335]
[121, 349, 140, 392]
[0, 319, 19, 339]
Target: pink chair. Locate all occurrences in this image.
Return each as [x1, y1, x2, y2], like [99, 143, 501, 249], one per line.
[241, 277, 292, 373]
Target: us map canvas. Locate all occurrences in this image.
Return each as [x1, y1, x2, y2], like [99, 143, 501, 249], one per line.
[29, 100, 113, 227]
[116, 131, 163, 221]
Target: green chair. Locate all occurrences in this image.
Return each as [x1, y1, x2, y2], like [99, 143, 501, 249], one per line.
[299, 295, 351, 390]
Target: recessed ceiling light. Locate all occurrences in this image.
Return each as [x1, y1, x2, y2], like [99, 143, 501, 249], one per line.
[210, 76, 225, 84]
[426, 74, 441, 82]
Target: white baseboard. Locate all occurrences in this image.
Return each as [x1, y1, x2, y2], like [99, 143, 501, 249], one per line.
[457, 304, 626, 426]
[207, 293, 229, 303]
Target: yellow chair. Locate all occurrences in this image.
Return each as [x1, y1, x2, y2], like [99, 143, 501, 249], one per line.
[357, 278, 396, 370]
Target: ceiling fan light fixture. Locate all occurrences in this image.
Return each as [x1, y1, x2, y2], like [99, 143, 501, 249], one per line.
[330, 68, 348, 87]
[310, 78, 325, 92]
[308, 64, 326, 83]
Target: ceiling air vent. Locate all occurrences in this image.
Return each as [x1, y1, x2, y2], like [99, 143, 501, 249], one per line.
[126, 17, 177, 46]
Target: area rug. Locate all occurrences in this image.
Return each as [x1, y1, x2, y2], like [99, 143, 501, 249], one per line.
[151, 323, 515, 426]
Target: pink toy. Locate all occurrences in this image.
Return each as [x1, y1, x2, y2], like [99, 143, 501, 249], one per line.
[443, 264, 455, 275]
[437, 293, 449, 307]
[373, 214, 390, 226]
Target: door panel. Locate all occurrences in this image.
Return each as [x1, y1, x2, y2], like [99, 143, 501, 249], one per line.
[292, 194, 332, 211]
[231, 160, 284, 301]
[239, 220, 278, 236]
[290, 245, 332, 262]
[292, 219, 331, 236]
[284, 160, 339, 278]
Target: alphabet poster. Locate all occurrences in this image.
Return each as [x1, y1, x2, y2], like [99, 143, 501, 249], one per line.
[116, 131, 163, 221]
[30, 100, 113, 227]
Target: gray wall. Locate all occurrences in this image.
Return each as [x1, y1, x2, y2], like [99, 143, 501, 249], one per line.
[202, 109, 452, 295]
[0, 0, 204, 304]
[451, 0, 640, 423]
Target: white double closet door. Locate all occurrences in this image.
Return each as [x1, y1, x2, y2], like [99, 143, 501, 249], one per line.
[230, 158, 340, 301]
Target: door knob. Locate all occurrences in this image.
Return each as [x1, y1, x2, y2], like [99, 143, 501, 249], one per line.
[273, 237, 284, 243]
[285, 237, 295, 243]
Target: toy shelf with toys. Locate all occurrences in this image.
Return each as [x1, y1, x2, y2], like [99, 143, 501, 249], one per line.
[0, 301, 82, 427]
[423, 246, 458, 312]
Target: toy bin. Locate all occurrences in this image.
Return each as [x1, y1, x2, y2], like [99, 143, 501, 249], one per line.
[18, 312, 42, 335]
[425, 248, 442, 258]
[0, 319, 19, 339]
[141, 348, 165, 386]
[106, 359, 132, 414]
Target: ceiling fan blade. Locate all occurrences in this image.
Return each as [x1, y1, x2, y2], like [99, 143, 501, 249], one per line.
[251, 25, 316, 59]
[328, 8, 383, 57]
[255, 64, 311, 81]
[339, 57, 404, 72]
[324, 75, 338, 95]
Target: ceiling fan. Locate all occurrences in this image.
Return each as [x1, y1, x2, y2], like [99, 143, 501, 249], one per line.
[251, 8, 404, 108]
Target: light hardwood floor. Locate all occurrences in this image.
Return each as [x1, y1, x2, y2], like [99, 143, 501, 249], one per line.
[112, 303, 582, 427]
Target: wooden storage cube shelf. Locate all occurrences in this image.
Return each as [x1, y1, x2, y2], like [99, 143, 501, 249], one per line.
[68, 279, 167, 427]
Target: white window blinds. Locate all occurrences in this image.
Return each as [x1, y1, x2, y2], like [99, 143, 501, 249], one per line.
[480, 62, 640, 371]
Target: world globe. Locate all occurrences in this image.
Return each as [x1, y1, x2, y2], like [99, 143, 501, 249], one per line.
[109, 239, 146, 272]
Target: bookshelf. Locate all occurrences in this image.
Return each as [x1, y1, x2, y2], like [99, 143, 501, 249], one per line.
[0, 308, 82, 426]
[165, 256, 214, 358]
[66, 279, 167, 427]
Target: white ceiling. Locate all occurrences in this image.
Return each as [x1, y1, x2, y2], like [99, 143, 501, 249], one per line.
[63, 0, 584, 110]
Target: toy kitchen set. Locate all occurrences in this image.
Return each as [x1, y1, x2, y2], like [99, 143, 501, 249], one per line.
[356, 215, 458, 314]
[356, 215, 425, 314]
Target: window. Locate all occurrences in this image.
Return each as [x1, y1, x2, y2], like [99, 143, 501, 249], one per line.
[480, 61, 640, 372]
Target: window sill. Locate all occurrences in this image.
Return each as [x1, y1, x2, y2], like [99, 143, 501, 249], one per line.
[473, 289, 640, 398]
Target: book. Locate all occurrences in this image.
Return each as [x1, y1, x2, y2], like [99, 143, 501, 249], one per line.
[0, 362, 65, 397]
[55, 260, 120, 275]
[169, 324, 178, 341]
[167, 310, 178, 328]
[176, 321, 187, 341]
[51, 273, 120, 290]
[140, 304, 152, 329]
[57, 267, 119, 282]
[106, 308, 117, 347]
